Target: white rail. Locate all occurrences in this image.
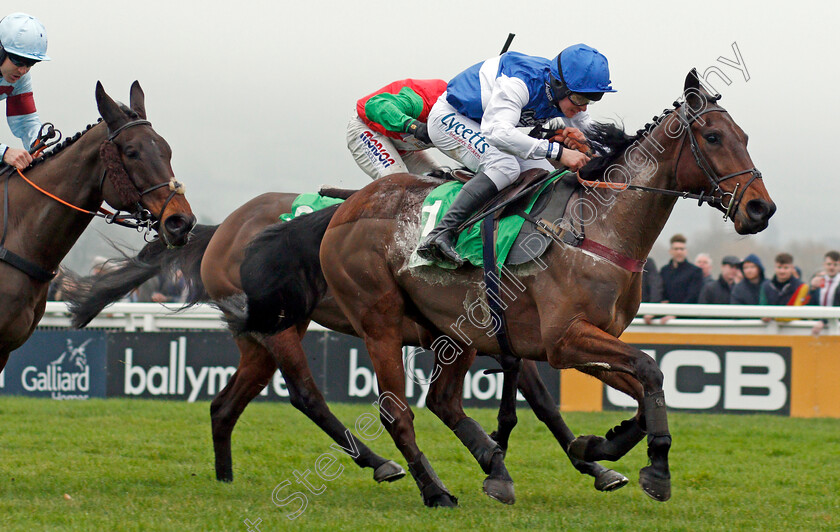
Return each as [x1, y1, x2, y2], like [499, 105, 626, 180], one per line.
[39, 302, 840, 336]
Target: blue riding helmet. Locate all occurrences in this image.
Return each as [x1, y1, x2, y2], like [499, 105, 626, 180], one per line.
[0, 13, 50, 62]
[549, 43, 614, 103]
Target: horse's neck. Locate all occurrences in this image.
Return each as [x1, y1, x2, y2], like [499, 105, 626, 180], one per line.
[586, 118, 683, 261]
[10, 124, 107, 270]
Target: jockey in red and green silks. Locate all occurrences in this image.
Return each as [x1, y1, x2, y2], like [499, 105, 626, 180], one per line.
[347, 78, 447, 179]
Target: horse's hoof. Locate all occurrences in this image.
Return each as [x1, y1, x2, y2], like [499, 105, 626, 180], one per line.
[639, 465, 671, 501]
[483, 477, 515, 505]
[373, 460, 406, 483]
[425, 492, 459, 508]
[594, 469, 629, 492]
[568, 435, 606, 462]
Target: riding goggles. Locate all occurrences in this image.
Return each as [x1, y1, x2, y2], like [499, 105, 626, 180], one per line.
[569, 93, 594, 107]
[7, 53, 38, 68]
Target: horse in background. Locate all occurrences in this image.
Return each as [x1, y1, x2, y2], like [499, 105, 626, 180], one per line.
[0, 81, 194, 381]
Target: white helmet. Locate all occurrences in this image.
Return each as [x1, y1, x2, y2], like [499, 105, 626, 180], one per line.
[0, 13, 50, 61]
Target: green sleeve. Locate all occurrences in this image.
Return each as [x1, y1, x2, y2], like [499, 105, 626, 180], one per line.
[363, 87, 425, 132]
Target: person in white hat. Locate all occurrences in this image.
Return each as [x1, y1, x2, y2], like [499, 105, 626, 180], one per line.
[0, 13, 50, 170]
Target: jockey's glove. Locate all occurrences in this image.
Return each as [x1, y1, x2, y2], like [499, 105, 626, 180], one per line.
[403, 119, 432, 144]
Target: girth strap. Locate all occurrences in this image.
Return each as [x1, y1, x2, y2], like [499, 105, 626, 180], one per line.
[0, 246, 56, 282]
[518, 210, 646, 273]
[481, 214, 516, 358]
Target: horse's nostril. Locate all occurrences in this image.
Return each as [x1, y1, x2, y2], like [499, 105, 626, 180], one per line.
[746, 199, 775, 221]
[164, 214, 195, 236]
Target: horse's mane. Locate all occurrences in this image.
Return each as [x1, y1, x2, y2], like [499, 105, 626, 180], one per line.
[579, 106, 678, 181]
[29, 103, 140, 169]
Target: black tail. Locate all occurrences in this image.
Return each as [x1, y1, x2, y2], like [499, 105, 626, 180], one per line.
[233, 204, 339, 335]
[65, 224, 219, 328]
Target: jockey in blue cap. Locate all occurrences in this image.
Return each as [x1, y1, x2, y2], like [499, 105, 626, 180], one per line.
[0, 13, 50, 170]
[418, 43, 616, 266]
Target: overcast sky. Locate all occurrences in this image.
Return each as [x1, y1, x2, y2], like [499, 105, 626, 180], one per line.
[6, 0, 840, 271]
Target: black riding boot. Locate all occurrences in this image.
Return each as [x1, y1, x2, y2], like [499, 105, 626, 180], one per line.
[417, 173, 498, 266]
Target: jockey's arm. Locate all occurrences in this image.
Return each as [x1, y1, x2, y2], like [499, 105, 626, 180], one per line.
[2, 74, 42, 167]
[363, 87, 425, 133]
[480, 76, 559, 160]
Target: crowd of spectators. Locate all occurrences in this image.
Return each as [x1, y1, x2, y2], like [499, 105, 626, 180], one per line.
[641, 234, 840, 333]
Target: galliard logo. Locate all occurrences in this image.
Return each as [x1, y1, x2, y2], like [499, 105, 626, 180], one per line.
[21, 338, 92, 399]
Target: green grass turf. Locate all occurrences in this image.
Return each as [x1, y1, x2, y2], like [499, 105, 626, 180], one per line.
[0, 397, 837, 531]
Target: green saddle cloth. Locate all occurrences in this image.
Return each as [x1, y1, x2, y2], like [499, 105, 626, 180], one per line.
[279, 193, 345, 222]
[414, 171, 568, 269]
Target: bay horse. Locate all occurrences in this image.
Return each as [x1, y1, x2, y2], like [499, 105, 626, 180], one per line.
[66, 192, 627, 491]
[0, 81, 195, 380]
[235, 71, 775, 506]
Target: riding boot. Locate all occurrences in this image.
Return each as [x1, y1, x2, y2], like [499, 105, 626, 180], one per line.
[417, 172, 498, 266]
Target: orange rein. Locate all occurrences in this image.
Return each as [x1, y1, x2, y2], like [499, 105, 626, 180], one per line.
[576, 174, 630, 191]
[14, 167, 116, 217]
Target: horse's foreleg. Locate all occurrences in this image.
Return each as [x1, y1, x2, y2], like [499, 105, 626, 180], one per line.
[427, 347, 515, 505]
[483, 352, 520, 454]
[567, 369, 647, 463]
[550, 320, 671, 502]
[211, 335, 276, 482]
[514, 359, 629, 492]
[260, 329, 405, 483]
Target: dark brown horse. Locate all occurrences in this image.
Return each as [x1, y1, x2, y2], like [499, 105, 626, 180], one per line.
[238, 71, 775, 506]
[67, 191, 627, 492]
[0, 81, 195, 379]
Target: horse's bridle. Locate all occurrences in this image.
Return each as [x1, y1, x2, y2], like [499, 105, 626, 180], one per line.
[100, 119, 187, 245]
[578, 99, 763, 222]
[672, 102, 763, 221]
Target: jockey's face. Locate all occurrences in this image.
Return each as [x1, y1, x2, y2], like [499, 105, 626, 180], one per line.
[0, 56, 32, 84]
[558, 96, 587, 118]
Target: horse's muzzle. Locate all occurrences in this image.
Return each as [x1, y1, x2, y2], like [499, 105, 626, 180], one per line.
[739, 198, 776, 234]
[163, 213, 196, 246]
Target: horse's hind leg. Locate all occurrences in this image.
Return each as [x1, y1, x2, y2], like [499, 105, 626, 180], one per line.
[551, 320, 671, 501]
[261, 328, 405, 483]
[361, 324, 457, 507]
[426, 347, 515, 505]
[211, 334, 276, 482]
[514, 359, 628, 492]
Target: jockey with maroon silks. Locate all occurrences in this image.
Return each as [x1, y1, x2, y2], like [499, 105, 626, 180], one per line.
[0, 13, 50, 170]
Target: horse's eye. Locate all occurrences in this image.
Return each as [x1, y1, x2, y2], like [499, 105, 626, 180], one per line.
[124, 148, 140, 159]
[705, 134, 719, 144]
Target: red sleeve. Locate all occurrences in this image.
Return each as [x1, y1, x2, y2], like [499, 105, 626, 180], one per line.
[6, 93, 37, 116]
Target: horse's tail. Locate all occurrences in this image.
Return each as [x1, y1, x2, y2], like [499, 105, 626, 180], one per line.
[229, 204, 339, 336]
[65, 224, 219, 328]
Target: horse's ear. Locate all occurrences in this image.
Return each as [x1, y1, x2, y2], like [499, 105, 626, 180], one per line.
[684, 68, 701, 93]
[129, 80, 146, 119]
[683, 68, 704, 110]
[95, 81, 125, 127]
